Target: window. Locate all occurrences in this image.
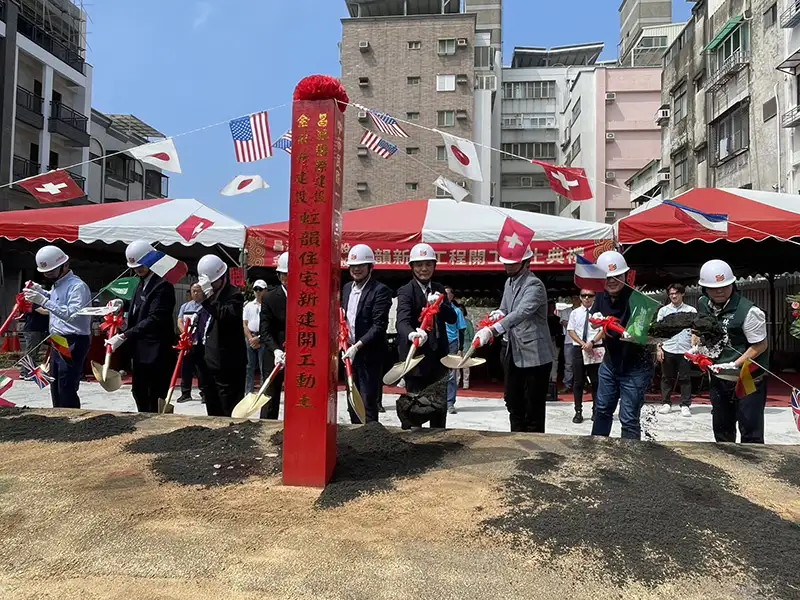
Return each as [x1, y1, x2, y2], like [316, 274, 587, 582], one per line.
[407, 41, 421, 50]
[406, 182, 419, 191]
[571, 135, 581, 158]
[694, 71, 706, 93]
[436, 185, 451, 198]
[673, 149, 688, 189]
[406, 147, 420, 155]
[406, 112, 420, 121]
[571, 100, 581, 124]
[714, 105, 749, 162]
[475, 74, 497, 90]
[502, 81, 556, 99]
[436, 74, 456, 92]
[672, 83, 687, 122]
[501, 175, 548, 188]
[764, 3, 777, 29]
[48, 150, 59, 170]
[501, 142, 557, 160]
[716, 26, 747, 71]
[437, 111, 455, 127]
[438, 39, 456, 55]
[407, 76, 420, 85]
[501, 113, 557, 129]
[637, 35, 668, 48]
[474, 46, 494, 69]
[763, 98, 777, 122]
[105, 155, 128, 181]
[436, 146, 447, 161]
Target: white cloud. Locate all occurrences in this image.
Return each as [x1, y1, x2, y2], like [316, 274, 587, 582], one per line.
[192, 2, 212, 29]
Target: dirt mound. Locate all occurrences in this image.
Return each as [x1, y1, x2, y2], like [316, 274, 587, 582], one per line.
[0, 413, 140, 443]
[124, 421, 279, 487]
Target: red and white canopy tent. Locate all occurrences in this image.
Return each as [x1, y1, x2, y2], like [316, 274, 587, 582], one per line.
[247, 199, 615, 272]
[0, 198, 247, 248]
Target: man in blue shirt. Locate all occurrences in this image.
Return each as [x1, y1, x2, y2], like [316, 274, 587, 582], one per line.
[445, 287, 467, 414]
[176, 284, 208, 403]
[23, 246, 92, 409]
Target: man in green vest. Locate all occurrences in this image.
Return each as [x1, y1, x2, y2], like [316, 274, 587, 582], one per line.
[697, 259, 769, 444]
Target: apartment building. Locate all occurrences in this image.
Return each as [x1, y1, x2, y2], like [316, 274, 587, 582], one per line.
[0, 0, 93, 211]
[340, 0, 501, 210]
[658, 0, 782, 197]
[620, 0, 674, 62]
[499, 44, 602, 215]
[619, 23, 688, 66]
[89, 111, 168, 204]
[777, 0, 800, 193]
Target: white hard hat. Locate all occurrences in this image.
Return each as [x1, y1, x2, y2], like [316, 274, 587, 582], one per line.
[126, 240, 155, 268]
[409, 243, 437, 264]
[699, 259, 735, 288]
[197, 254, 228, 283]
[596, 250, 630, 277]
[347, 244, 375, 266]
[499, 246, 534, 265]
[276, 252, 289, 274]
[252, 279, 268, 289]
[35, 245, 68, 273]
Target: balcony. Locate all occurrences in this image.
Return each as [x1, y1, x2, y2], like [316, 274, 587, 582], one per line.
[782, 1, 800, 28]
[705, 50, 750, 94]
[145, 169, 168, 198]
[48, 101, 90, 147]
[782, 105, 800, 128]
[15, 86, 44, 129]
[16, 11, 85, 74]
[12, 156, 40, 182]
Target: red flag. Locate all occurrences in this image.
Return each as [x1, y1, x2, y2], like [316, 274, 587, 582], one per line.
[532, 160, 593, 201]
[228, 267, 245, 287]
[626, 269, 636, 287]
[176, 215, 214, 242]
[19, 170, 85, 204]
[497, 217, 535, 263]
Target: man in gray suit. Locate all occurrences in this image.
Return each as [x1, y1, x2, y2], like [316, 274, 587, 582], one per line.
[472, 246, 553, 432]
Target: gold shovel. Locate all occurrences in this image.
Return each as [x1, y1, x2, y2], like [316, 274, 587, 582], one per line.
[440, 339, 486, 370]
[92, 304, 123, 392]
[343, 355, 366, 423]
[383, 340, 424, 386]
[231, 362, 284, 419]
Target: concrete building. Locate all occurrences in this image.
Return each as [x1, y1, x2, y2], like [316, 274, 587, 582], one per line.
[561, 66, 663, 222]
[499, 44, 602, 215]
[619, 23, 687, 66]
[0, 0, 93, 211]
[658, 0, 782, 198]
[620, 0, 674, 62]
[777, 0, 800, 193]
[340, 0, 501, 210]
[88, 111, 168, 204]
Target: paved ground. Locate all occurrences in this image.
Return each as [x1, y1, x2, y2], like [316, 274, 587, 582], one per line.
[4, 380, 799, 444]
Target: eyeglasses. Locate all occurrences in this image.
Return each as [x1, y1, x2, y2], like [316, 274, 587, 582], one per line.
[253, 287, 264, 292]
[580, 294, 595, 298]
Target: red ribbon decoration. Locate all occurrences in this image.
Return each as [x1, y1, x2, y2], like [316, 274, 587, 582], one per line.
[419, 293, 445, 332]
[589, 315, 627, 337]
[337, 307, 350, 352]
[173, 317, 196, 353]
[476, 313, 504, 347]
[685, 352, 714, 373]
[100, 313, 124, 334]
[14, 293, 32, 317]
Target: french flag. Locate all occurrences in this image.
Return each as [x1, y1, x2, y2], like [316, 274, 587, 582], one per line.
[139, 250, 188, 284]
[664, 200, 728, 235]
[574, 255, 607, 292]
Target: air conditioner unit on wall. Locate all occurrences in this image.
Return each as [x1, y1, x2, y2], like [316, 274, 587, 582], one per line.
[456, 74, 468, 84]
[358, 77, 370, 87]
[359, 41, 370, 51]
[457, 38, 468, 46]
[605, 210, 617, 219]
[606, 132, 615, 141]
[605, 92, 616, 102]
[657, 172, 670, 182]
[658, 108, 671, 120]
[605, 171, 616, 179]
[357, 111, 368, 121]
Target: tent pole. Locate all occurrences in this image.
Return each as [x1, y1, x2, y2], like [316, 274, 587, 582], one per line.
[768, 272, 776, 365]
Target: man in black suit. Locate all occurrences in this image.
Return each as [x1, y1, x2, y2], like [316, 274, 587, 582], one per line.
[259, 251, 288, 420]
[341, 244, 392, 423]
[395, 243, 457, 428]
[106, 240, 176, 413]
[197, 254, 246, 417]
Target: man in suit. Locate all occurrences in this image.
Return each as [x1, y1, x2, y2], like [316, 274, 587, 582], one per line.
[197, 254, 246, 417]
[341, 244, 393, 423]
[106, 240, 176, 413]
[259, 252, 288, 420]
[395, 243, 457, 429]
[472, 246, 553, 433]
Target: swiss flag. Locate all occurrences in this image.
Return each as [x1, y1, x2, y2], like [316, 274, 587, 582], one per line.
[532, 160, 593, 201]
[220, 175, 269, 196]
[439, 131, 483, 182]
[19, 170, 85, 204]
[128, 138, 182, 173]
[497, 217, 535, 263]
[176, 215, 214, 242]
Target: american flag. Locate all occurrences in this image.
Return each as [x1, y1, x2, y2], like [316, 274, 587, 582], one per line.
[272, 131, 292, 154]
[360, 131, 398, 159]
[367, 110, 408, 138]
[19, 355, 53, 390]
[229, 111, 273, 162]
[792, 388, 800, 433]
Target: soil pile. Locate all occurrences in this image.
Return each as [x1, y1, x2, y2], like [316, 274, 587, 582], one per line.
[316, 422, 461, 508]
[649, 312, 726, 352]
[125, 422, 279, 487]
[715, 443, 800, 489]
[0, 413, 140, 443]
[484, 438, 800, 597]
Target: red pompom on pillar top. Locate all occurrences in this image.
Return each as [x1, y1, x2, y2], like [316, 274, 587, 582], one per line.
[294, 75, 349, 112]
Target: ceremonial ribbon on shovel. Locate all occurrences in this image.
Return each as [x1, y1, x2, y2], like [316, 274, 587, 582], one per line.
[92, 301, 124, 392]
[0, 282, 33, 341]
[338, 307, 366, 424]
[159, 314, 197, 414]
[440, 313, 500, 370]
[383, 293, 444, 386]
[589, 314, 630, 339]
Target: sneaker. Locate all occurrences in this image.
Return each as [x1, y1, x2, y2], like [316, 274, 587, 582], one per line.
[572, 412, 584, 424]
[658, 403, 672, 415]
[176, 393, 193, 403]
[680, 405, 692, 418]
[448, 405, 457, 414]
[377, 403, 386, 413]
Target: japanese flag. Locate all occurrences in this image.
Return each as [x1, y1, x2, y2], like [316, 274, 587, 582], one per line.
[128, 138, 182, 174]
[433, 176, 469, 202]
[438, 131, 483, 182]
[220, 175, 269, 196]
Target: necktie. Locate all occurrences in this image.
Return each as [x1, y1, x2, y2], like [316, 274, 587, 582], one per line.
[582, 308, 589, 342]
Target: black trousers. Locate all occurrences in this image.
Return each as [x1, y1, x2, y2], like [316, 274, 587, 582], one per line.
[180, 345, 205, 396]
[405, 363, 449, 428]
[132, 359, 173, 413]
[660, 350, 692, 406]
[572, 351, 600, 412]
[350, 355, 383, 424]
[202, 366, 245, 418]
[503, 346, 552, 433]
[709, 376, 768, 443]
[260, 369, 284, 420]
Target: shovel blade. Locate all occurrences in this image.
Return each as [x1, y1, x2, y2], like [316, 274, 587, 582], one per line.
[91, 361, 123, 393]
[157, 397, 175, 414]
[383, 355, 423, 386]
[348, 377, 367, 423]
[440, 354, 464, 369]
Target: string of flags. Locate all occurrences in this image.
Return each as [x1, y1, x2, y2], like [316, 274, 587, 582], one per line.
[360, 131, 398, 159]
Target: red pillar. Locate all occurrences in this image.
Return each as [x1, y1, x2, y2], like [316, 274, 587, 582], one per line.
[282, 80, 346, 488]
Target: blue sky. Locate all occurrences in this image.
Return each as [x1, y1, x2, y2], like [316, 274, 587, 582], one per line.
[86, 1, 691, 226]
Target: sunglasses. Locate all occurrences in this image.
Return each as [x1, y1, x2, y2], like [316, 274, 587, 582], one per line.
[253, 287, 265, 292]
[580, 294, 595, 298]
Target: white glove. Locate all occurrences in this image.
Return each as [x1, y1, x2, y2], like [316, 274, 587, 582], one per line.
[710, 362, 738, 373]
[408, 328, 428, 346]
[23, 289, 47, 306]
[490, 310, 505, 321]
[197, 274, 213, 298]
[427, 291, 442, 305]
[273, 349, 286, 366]
[105, 334, 125, 351]
[473, 327, 493, 348]
[342, 343, 360, 362]
[26, 281, 44, 294]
